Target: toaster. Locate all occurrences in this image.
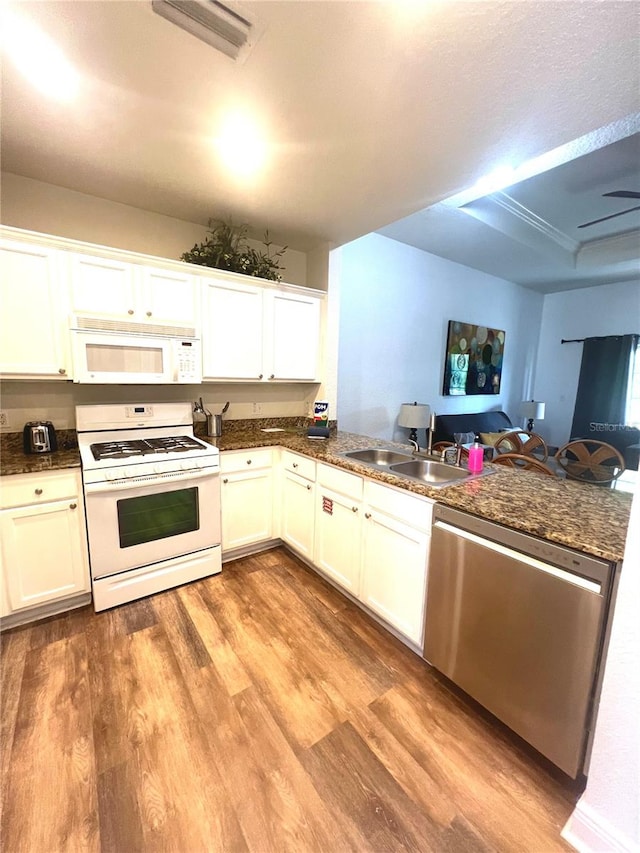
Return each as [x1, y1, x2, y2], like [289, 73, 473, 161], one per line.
[23, 421, 58, 454]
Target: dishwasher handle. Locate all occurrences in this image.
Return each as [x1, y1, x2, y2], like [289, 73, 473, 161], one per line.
[433, 520, 603, 594]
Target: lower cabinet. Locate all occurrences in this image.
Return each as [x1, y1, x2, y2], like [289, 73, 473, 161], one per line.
[314, 463, 433, 646]
[280, 451, 316, 561]
[361, 481, 432, 646]
[314, 464, 363, 595]
[0, 470, 90, 617]
[220, 448, 274, 552]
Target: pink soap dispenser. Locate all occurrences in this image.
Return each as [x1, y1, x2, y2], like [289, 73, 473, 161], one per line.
[468, 438, 484, 474]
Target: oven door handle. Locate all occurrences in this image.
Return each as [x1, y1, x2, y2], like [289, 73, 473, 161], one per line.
[83, 468, 219, 495]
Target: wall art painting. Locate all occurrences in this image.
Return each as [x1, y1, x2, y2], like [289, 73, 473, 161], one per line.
[442, 320, 505, 396]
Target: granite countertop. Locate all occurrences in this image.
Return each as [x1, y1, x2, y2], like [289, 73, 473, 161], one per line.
[1, 421, 632, 563]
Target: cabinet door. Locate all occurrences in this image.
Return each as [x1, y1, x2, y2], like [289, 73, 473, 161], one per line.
[221, 468, 273, 551]
[202, 279, 264, 380]
[69, 253, 136, 319]
[0, 499, 90, 611]
[265, 291, 321, 381]
[0, 240, 70, 379]
[281, 469, 315, 560]
[361, 509, 429, 645]
[314, 486, 362, 593]
[140, 266, 198, 329]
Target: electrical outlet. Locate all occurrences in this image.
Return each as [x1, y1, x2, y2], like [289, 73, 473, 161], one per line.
[252, 402, 263, 415]
[0, 411, 9, 428]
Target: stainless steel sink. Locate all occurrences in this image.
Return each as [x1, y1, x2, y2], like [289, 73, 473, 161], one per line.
[340, 446, 492, 488]
[343, 448, 413, 466]
[389, 459, 471, 485]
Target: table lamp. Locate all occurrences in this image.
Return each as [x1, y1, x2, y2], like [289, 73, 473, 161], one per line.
[398, 402, 430, 445]
[519, 400, 545, 433]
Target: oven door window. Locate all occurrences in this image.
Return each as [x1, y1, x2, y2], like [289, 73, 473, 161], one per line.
[117, 487, 199, 548]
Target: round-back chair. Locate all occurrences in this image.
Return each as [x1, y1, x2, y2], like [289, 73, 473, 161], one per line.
[494, 431, 549, 461]
[554, 440, 625, 485]
[492, 452, 556, 477]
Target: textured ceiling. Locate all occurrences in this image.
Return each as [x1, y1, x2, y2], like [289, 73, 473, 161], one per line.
[1, 0, 639, 264]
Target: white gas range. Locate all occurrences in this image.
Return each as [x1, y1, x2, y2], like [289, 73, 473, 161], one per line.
[76, 402, 221, 612]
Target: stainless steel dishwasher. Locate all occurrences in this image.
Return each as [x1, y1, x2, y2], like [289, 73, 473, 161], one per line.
[424, 504, 616, 778]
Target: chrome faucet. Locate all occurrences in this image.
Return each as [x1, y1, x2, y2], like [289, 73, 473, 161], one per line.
[408, 438, 419, 453]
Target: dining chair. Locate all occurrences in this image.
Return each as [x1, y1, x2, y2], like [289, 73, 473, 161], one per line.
[494, 431, 549, 461]
[492, 452, 556, 476]
[554, 440, 625, 485]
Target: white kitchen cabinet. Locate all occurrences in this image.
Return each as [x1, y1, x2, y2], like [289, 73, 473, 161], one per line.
[202, 277, 264, 380]
[0, 239, 71, 379]
[220, 448, 274, 552]
[0, 470, 90, 615]
[69, 253, 198, 329]
[314, 463, 363, 594]
[280, 451, 316, 560]
[201, 274, 322, 383]
[360, 482, 432, 646]
[264, 290, 321, 381]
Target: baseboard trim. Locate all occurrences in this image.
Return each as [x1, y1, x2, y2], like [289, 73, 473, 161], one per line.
[0, 592, 92, 631]
[562, 798, 637, 853]
[222, 539, 282, 563]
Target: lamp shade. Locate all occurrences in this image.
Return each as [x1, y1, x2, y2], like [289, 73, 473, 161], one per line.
[519, 400, 545, 420]
[398, 403, 430, 428]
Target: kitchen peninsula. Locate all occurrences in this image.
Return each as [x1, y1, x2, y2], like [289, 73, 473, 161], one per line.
[1, 420, 631, 564]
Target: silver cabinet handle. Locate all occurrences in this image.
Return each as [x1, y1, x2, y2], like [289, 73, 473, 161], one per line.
[258, 374, 263, 379]
[58, 368, 66, 375]
[293, 462, 298, 468]
[35, 488, 43, 495]
[269, 374, 275, 380]
[146, 311, 152, 317]
[306, 484, 312, 490]
[352, 506, 358, 512]
[128, 309, 134, 315]
[69, 503, 77, 510]
[223, 478, 228, 484]
[365, 512, 372, 519]
[246, 459, 252, 465]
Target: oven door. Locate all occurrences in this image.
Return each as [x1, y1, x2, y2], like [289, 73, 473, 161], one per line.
[83, 469, 220, 579]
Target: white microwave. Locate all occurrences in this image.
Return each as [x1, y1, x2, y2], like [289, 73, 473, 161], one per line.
[70, 318, 202, 384]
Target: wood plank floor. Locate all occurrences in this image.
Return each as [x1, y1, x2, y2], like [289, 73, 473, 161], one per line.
[1, 547, 583, 852]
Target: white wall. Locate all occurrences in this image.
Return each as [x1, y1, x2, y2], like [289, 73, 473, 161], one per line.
[0, 172, 309, 288]
[336, 233, 544, 442]
[562, 484, 640, 853]
[535, 280, 640, 449]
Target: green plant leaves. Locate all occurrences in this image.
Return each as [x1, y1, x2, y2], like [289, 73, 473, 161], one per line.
[180, 218, 287, 282]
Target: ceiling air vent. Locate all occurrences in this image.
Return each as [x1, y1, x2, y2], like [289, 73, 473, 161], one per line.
[151, 0, 262, 62]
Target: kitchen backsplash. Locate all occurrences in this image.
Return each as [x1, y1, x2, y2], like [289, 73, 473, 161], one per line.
[0, 380, 320, 434]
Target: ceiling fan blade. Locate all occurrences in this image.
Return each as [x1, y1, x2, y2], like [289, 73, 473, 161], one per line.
[577, 205, 640, 229]
[602, 190, 640, 199]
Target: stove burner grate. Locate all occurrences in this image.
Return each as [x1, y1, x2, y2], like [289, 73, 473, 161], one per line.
[90, 435, 204, 461]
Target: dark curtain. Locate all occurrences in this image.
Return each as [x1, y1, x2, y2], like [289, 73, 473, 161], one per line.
[571, 335, 639, 462]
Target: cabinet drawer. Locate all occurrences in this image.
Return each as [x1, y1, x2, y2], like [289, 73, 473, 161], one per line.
[0, 469, 81, 509]
[281, 450, 316, 481]
[318, 463, 362, 501]
[365, 481, 433, 531]
[220, 448, 273, 473]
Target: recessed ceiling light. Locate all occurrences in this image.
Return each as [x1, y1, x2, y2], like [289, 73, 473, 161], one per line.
[0, 8, 80, 101]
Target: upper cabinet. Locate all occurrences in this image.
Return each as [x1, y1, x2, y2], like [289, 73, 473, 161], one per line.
[69, 253, 199, 330]
[0, 227, 324, 387]
[265, 290, 321, 382]
[201, 273, 322, 383]
[0, 239, 71, 380]
[202, 278, 264, 380]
